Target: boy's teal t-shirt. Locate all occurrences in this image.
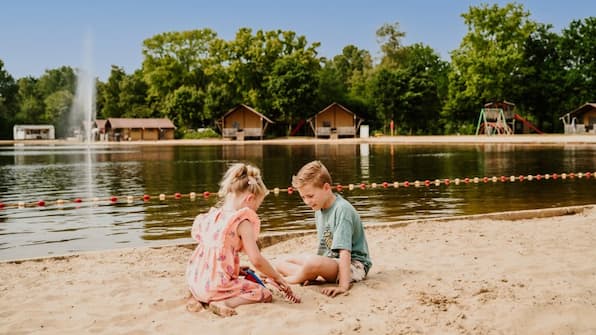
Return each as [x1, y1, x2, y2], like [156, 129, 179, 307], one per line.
[315, 193, 372, 273]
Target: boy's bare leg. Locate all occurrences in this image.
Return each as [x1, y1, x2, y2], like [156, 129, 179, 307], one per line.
[273, 255, 305, 277]
[284, 255, 339, 285]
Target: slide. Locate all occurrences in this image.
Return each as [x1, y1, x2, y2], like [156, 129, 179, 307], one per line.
[514, 114, 544, 134]
[290, 119, 306, 136]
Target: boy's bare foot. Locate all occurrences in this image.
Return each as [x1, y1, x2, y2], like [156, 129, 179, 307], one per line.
[208, 301, 237, 317]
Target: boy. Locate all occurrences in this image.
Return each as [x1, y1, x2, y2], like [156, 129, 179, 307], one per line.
[275, 160, 372, 297]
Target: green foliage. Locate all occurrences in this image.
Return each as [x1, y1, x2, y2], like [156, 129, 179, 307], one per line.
[43, 90, 73, 137]
[180, 127, 220, 139]
[0, 59, 19, 139]
[559, 17, 596, 109]
[444, 3, 538, 133]
[5, 10, 595, 137]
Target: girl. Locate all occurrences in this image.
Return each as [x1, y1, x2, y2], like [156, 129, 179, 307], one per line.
[186, 163, 298, 317]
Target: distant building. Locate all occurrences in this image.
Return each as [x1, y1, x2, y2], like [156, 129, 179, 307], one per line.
[13, 125, 55, 140]
[218, 104, 274, 140]
[99, 118, 176, 141]
[560, 103, 596, 134]
[94, 119, 107, 141]
[307, 102, 363, 138]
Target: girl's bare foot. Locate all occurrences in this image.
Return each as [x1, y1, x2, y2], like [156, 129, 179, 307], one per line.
[186, 296, 205, 313]
[208, 301, 237, 317]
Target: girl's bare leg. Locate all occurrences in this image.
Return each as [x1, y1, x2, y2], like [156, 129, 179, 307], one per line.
[208, 292, 272, 317]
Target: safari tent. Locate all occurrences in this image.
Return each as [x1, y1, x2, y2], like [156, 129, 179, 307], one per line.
[218, 104, 273, 140]
[307, 102, 363, 138]
[560, 103, 596, 134]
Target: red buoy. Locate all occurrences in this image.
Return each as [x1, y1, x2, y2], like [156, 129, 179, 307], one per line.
[143, 194, 150, 201]
[174, 192, 182, 199]
[382, 181, 388, 188]
[203, 191, 210, 198]
[38, 200, 45, 206]
[110, 196, 118, 203]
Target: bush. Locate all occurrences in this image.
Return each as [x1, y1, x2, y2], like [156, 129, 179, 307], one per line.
[180, 128, 220, 139]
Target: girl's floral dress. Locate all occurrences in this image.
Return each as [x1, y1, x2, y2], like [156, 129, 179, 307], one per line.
[186, 207, 271, 303]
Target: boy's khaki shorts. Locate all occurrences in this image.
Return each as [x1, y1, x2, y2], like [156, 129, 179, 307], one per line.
[334, 259, 367, 282]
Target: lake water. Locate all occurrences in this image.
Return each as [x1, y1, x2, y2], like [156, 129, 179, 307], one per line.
[1, 142, 595, 260]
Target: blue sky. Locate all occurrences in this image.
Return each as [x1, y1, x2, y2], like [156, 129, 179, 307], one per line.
[1, 0, 594, 81]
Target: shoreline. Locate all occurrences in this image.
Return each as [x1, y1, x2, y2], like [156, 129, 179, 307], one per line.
[1, 204, 595, 334]
[2, 134, 596, 146]
[2, 204, 593, 265]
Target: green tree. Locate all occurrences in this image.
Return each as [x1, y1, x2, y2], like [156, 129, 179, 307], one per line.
[445, 3, 537, 133]
[44, 90, 73, 137]
[97, 65, 126, 118]
[164, 85, 207, 132]
[118, 70, 151, 118]
[376, 22, 407, 67]
[0, 60, 19, 139]
[15, 77, 44, 123]
[142, 29, 219, 115]
[516, 23, 565, 132]
[267, 51, 320, 134]
[559, 17, 596, 109]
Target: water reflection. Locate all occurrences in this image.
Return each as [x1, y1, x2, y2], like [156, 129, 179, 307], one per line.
[0, 143, 594, 260]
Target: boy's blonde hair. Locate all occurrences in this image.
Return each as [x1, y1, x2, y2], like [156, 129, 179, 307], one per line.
[292, 160, 332, 189]
[218, 163, 268, 200]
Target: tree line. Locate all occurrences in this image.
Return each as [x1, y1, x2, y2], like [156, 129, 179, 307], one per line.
[0, 3, 594, 139]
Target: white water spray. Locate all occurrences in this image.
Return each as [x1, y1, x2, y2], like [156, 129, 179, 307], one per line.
[70, 33, 96, 142]
[70, 32, 97, 207]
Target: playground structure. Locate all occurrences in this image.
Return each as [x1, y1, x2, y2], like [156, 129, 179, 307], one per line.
[476, 101, 543, 135]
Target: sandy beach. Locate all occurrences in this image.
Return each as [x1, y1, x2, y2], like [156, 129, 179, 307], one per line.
[1, 204, 595, 334]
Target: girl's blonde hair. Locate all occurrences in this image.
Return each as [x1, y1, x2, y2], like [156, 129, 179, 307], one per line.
[218, 163, 268, 200]
[292, 160, 332, 189]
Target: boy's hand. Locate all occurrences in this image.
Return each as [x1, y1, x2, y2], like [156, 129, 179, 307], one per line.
[320, 285, 348, 297]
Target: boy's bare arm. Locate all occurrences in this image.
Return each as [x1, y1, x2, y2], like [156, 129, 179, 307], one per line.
[321, 249, 351, 297]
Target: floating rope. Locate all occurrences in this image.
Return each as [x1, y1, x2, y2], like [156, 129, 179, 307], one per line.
[0, 171, 593, 210]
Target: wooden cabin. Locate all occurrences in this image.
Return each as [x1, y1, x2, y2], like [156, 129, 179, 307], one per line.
[94, 119, 107, 141]
[218, 104, 273, 140]
[103, 118, 176, 141]
[308, 102, 363, 138]
[560, 103, 596, 134]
